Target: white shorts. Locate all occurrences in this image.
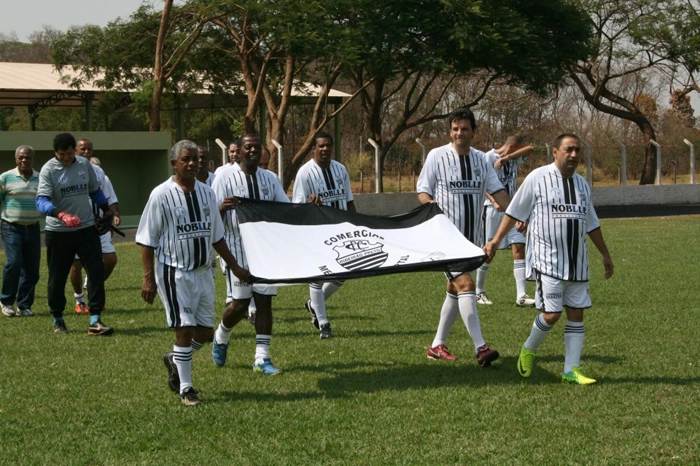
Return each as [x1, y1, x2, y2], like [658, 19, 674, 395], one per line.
[100, 232, 116, 254]
[225, 266, 277, 301]
[156, 262, 216, 328]
[484, 205, 525, 250]
[534, 271, 591, 312]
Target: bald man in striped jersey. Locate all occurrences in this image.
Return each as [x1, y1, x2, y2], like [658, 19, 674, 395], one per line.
[211, 133, 290, 376]
[484, 133, 613, 385]
[417, 107, 511, 366]
[292, 131, 355, 340]
[137, 140, 250, 406]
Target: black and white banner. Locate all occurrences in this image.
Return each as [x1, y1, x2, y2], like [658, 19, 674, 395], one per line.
[236, 200, 487, 284]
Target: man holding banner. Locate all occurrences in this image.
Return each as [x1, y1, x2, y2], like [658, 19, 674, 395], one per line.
[211, 133, 290, 376]
[417, 107, 511, 366]
[292, 131, 356, 340]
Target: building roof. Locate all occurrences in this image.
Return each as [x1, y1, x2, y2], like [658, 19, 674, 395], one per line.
[0, 62, 350, 110]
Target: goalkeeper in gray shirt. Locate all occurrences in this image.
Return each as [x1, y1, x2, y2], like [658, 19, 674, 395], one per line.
[36, 133, 115, 336]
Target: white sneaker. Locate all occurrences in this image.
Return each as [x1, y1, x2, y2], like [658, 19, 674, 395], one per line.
[17, 308, 35, 317]
[516, 294, 535, 307]
[1, 304, 15, 317]
[476, 292, 493, 305]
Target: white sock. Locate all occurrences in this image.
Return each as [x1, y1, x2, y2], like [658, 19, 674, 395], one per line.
[255, 334, 271, 363]
[74, 292, 85, 304]
[475, 264, 489, 295]
[309, 283, 329, 326]
[322, 281, 343, 300]
[514, 259, 527, 298]
[564, 321, 585, 373]
[173, 345, 193, 394]
[431, 292, 458, 347]
[523, 314, 553, 351]
[214, 322, 233, 345]
[457, 291, 485, 351]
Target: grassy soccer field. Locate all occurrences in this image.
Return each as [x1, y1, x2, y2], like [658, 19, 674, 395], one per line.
[0, 216, 698, 465]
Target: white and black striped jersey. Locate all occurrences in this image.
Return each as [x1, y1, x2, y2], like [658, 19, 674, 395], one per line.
[482, 149, 525, 206]
[211, 164, 289, 267]
[135, 178, 224, 271]
[506, 163, 600, 282]
[292, 159, 354, 210]
[416, 143, 504, 246]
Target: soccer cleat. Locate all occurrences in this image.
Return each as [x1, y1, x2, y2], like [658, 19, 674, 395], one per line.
[75, 302, 89, 314]
[562, 367, 597, 385]
[179, 386, 201, 406]
[517, 346, 537, 377]
[253, 358, 282, 376]
[304, 300, 320, 329]
[17, 308, 34, 317]
[211, 339, 229, 367]
[319, 323, 333, 339]
[1, 304, 15, 317]
[163, 352, 180, 393]
[476, 292, 493, 305]
[88, 320, 114, 336]
[426, 344, 458, 360]
[53, 321, 68, 334]
[475, 343, 499, 367]
[247, 310, 256, 325]
[516, 294, 536, 307]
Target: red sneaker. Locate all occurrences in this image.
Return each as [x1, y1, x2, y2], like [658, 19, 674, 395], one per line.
[75, 302, 88, 314]
[427, 344, 458, 360]
[476, 344, 499, 367]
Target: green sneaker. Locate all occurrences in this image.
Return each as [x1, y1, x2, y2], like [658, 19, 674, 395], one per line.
[562, 367, 597, 385]
[517, 346, 536, 377]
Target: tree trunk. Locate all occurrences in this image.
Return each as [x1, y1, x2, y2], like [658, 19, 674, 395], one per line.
[636, 118, 658, 185]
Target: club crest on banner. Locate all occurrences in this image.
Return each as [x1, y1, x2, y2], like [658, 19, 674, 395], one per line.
[333, 240, 388, 271]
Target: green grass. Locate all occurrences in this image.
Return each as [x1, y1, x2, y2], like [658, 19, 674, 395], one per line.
[1, 216, 699, 465]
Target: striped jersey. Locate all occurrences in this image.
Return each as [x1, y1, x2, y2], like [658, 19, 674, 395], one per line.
[482, 149, 525, 206]
[0, 167, 41, 225]
[212, 164, 289, 267]
[89, 165, 118, 218]
[416, 143, 504, 246]
[292, 159, 354, 210]
[135, 178, 224, 271]
[506, 163, 600, 281]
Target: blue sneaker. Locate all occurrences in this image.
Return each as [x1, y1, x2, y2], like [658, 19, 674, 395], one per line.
[253, 358, 282, 376]
[212, 339, 229, 367]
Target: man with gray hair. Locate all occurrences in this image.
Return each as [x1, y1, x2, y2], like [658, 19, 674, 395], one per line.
[137, 139, 250, 406]
[0, 145, 41, 317]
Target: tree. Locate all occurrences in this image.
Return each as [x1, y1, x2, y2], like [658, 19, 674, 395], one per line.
[568, 0, 681, 184]
[668, 89, 697, 128]
[52, 2, 221, 131]
[0, 27, 61, 63]
[192, 0, 368, 187]
[346, 0, 594, 191]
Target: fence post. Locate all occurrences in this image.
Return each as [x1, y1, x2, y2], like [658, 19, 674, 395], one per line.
[271, 139, 283, 186]
[368, 138, 381, 193]
[650, 139, 662, 185]
[416, 138, 427, 166]
[613, 139, 627, 186]
[580, 138, 593, 186]
[545, 143, 552, 164]
[683, 139, 695, 185]
[215, 138, 227, 167]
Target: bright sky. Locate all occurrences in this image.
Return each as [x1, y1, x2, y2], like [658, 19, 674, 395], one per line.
[1, 0, 153, 42]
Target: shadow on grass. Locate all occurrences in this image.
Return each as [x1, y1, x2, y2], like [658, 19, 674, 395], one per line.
[209, 352, 699, 403]
[113, 326, 172, 336]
